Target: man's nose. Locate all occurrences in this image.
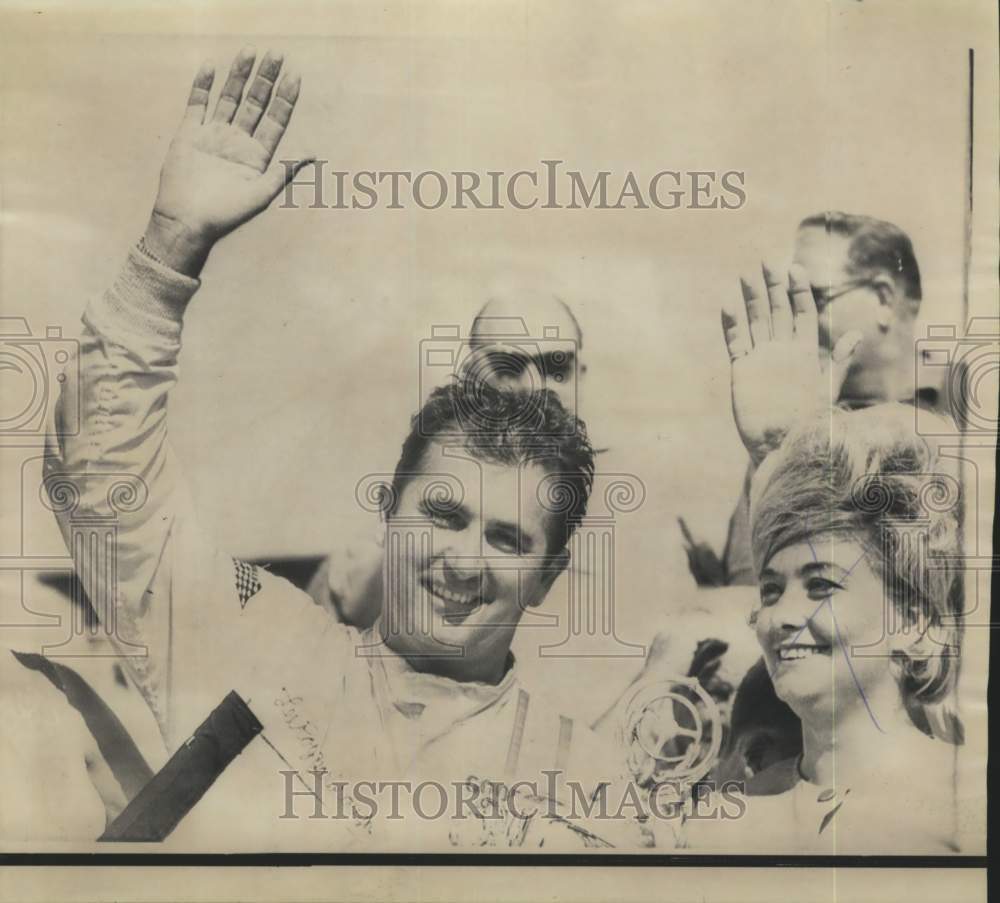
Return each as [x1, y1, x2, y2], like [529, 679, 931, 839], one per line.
[441, 555, 487, 588]
[437, 533, 487, 582]
[516, 360, 544, 392]
[490, 358, 544, 393]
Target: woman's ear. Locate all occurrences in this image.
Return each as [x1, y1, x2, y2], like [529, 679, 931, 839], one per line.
[888, 621, 929, 659]
[888, 621, 944, 696]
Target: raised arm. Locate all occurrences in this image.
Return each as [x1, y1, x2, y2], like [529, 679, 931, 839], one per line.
[142, 48, 312, 277]
[714, 264, 863, 584]
[720, 262, 862, 466]
[45, 49, 310, 736]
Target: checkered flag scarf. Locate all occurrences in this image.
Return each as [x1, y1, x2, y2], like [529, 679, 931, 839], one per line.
[233, 559, 262, 608]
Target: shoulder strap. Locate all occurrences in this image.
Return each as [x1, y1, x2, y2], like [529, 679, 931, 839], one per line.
[503, 688, 531, 780]
[554, 714, 573, 772]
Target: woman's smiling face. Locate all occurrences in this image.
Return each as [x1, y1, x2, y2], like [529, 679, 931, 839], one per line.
[754, 534, 896, 719]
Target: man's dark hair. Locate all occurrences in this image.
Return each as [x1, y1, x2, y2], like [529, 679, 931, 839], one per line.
[386, 380, 595, 553]
[799, 211, 922, 305]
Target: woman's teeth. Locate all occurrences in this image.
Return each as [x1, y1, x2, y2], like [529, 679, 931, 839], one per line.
[777, 644, 829, 661]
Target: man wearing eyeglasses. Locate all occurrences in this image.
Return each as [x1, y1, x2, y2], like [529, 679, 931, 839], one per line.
[631, 212, 952, 786]
[706, 211, 956, 784]
[716, 211, 939, 587]
[466, 295, 586, 413]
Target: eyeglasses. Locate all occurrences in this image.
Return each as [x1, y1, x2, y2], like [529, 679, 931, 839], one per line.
[477, 348, 577, 384]
[810, 278, 877, 311]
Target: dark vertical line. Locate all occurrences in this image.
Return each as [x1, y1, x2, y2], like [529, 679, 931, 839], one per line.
[962, 47, 974, 329]
[956, 45, 975, 853]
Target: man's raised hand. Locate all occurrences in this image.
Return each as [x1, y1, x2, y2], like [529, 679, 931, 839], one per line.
[721, 262, 862, 466]
[142, 48, 313, 277]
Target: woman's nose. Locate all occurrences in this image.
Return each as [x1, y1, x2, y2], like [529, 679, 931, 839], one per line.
[769, 589, 815, 632]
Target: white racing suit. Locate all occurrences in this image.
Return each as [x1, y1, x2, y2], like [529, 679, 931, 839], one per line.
[45, 247, 646, 850]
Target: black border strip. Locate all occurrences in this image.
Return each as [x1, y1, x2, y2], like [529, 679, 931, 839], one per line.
[0, 854, 989, 867]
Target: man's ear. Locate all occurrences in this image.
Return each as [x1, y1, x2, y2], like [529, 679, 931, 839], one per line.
[872, 274, 899, 314]
[870, 275, 900, 332]
[527, 546, 570, 607]
[872, 274, 897, 302]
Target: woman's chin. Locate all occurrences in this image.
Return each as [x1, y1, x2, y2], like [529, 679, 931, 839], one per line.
[771, 671, 831, 715]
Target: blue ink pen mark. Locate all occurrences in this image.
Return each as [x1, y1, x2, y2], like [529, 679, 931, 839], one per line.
[792, 538, 884, 732]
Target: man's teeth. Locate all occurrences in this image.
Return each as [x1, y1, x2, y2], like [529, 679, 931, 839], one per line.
[428, 581, 482, 607]
[777, 644, 829, 661]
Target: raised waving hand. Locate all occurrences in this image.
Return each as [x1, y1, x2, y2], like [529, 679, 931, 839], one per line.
[721, 262, 862, 466]
[143, 48, 313, 276]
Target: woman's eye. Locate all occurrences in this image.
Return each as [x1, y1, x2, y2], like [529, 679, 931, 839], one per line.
[806, 578, 841, 599]
[759, 584, 782, 607]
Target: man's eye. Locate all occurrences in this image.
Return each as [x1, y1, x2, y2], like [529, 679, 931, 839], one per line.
[806, 578, 841, 600]
[543, 358, 572, 378]
[486, 351, 529, 376]
[420, 503, 460, 528]
[486, 528, 521, 555]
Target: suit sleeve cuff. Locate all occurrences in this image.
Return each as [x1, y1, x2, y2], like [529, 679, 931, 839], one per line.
[84, 246, 202, 348]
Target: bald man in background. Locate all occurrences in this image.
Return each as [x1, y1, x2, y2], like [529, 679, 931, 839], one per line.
[465, 295, 586, 411]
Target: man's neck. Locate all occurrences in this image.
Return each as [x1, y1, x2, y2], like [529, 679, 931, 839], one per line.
[376, 620, 515, 686]
[407, 649, 515, 686]
[840, 325, 917, 406]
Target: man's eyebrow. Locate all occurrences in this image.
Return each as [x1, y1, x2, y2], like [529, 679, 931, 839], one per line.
[485, 347, 533, 364]
[759, 567, 782, 581]
[419, 497, 469, 518]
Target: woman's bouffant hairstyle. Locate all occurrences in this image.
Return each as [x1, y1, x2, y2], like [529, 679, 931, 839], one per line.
[749, 404, 963, 708]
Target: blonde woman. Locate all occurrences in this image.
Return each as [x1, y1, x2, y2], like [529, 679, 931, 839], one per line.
[688, 404, 967, 853]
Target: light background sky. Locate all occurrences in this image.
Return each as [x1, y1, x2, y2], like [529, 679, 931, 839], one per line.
[1, 0, 995, 566]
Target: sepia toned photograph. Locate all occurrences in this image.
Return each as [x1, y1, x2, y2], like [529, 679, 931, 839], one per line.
[0, 0, 995, 900]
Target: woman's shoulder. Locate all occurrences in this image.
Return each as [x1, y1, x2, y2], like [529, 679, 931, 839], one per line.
[742, 755, 800, 796]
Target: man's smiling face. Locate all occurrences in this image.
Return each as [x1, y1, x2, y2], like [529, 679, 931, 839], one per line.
[379, 441, 566, 683]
